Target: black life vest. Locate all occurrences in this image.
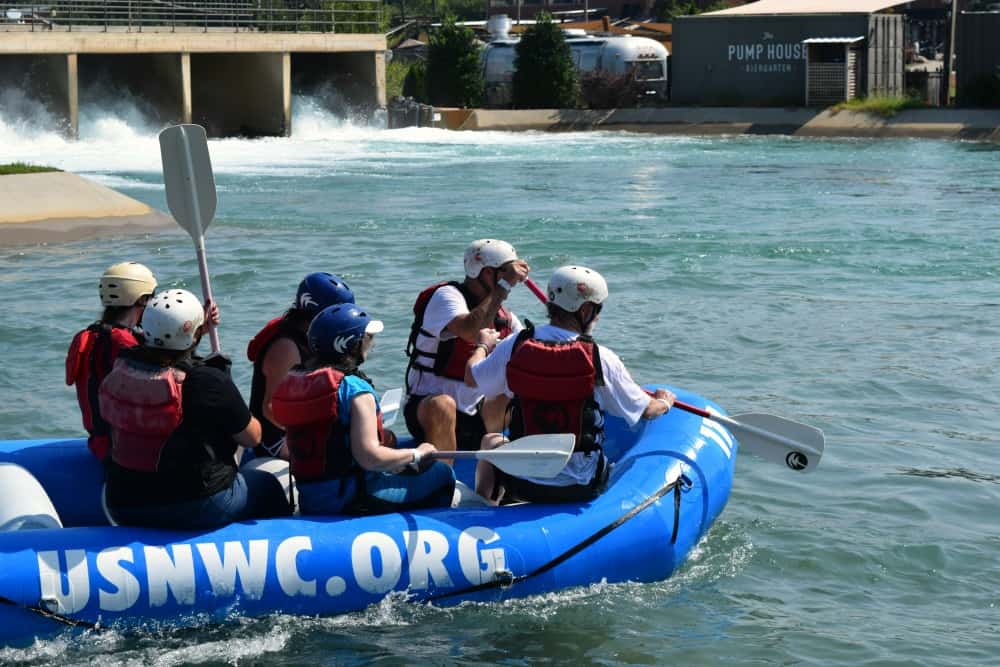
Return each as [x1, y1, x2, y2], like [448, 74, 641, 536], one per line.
[65, 322, 141, 462]
[247, 315, 310, 453]
[99, 354, 186, 473]
[505, 327, 606, 454]
[405, 281, 513, 391]
[272, 367, 387, 483]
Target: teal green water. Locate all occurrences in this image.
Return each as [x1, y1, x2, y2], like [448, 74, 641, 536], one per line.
[1, 123, 998, 665]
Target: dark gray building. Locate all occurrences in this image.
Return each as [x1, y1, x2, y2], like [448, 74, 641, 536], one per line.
[957, 12, 1000, 106]
[672, 0, 906, 105]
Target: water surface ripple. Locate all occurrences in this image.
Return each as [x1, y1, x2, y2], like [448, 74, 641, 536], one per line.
[1, 122, 998, 665]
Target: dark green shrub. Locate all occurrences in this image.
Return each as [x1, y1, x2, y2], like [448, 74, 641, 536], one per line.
[579, 69, 644, 109]
[425, 17, 483, 107]
[403, 61, 428, 102]
[513, 12, 577, 109]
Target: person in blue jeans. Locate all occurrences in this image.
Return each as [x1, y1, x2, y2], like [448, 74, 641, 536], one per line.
[273, 303, 455, 515]
[100, 289, 291, 529]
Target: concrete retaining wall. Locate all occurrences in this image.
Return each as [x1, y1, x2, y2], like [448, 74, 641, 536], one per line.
[444, 107, 1000, 140]
[0, 172, 174, 245]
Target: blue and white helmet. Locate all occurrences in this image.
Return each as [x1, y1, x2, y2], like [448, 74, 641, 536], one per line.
[308, 304, 384, 361]
[295, 272, 355, 317]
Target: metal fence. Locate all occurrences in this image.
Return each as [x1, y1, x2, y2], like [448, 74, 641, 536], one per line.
[0, 0, 382, 34]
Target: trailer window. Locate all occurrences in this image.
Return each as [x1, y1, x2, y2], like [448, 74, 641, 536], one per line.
[573, 45, 601, 71]
[485, 48, 516, 81]
[630, 60, 664, 80]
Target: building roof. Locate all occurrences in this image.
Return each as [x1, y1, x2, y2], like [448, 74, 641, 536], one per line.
[395, 38, 426, 49]
[802, 35, 865, 43]
[704, 0, 910, 16]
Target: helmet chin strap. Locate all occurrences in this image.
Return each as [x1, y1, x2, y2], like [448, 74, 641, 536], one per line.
[576, 304, 597, 334]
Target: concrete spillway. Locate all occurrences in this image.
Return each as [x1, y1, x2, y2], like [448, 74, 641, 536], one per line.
[0, 32, 386, 138]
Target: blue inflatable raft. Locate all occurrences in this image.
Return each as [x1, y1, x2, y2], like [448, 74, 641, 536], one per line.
[0, 386, 736, 646]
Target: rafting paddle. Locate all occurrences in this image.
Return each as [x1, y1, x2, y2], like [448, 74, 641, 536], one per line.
[427, 434, 575, 478]
[159, 123, 221, 354]
[676, 400, 824, 473]
[381, 387, 403, 427]
[523, 278, 825, 472]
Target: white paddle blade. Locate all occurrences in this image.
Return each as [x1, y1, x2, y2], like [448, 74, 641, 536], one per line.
[728, 412, 825, 473]
[159, 124, 217, 238]
[380, 388, 403, 428]
[478, 433, 576, 478]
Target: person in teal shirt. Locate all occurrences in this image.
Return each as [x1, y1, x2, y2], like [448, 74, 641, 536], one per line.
[273, 303, 455, 515]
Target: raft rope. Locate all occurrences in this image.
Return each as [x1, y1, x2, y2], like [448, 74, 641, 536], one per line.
[0, 594, 100, 630]
[428, 474, 690, 602]
[0, 475, 688, 627]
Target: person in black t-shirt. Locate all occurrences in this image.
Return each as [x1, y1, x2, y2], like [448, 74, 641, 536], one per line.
[101, 289, 291, 529]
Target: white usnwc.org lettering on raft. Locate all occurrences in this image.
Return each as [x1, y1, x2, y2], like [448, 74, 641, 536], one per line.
[35, 527, 507, 615]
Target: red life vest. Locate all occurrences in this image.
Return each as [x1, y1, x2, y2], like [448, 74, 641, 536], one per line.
[506, 328, 605, 454]
[247, 315, 310, 454]
[99, 357, 186, 473]
[65, 323, 140, 461]
[273, 367, 386, 483]
[406, 281, 513, 388]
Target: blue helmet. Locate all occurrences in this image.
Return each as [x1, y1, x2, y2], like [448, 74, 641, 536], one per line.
[294, 272, 355, 317]
[308, 303, 384, 361]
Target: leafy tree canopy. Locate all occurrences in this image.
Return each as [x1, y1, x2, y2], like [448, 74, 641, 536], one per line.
[425, 16, 483, 107]
[512, 12, 578, 109]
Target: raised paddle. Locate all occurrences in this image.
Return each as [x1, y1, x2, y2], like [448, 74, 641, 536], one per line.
[524, 277, 825, 472]
[159, 123, 221, 354]
[427, 433, 575, 478]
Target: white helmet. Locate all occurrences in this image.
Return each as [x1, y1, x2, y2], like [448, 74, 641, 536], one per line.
[547, 266, 609, 313]
[99, 262, 157, 307]
[141, 289, 205, 351]
[464, 239, 518, 278]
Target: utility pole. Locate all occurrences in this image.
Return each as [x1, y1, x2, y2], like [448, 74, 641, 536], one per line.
[944, 0, 958, 105]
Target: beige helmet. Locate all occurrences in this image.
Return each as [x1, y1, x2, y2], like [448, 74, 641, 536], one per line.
[547, 266, 609, 313]
[99, 262, 157, 307]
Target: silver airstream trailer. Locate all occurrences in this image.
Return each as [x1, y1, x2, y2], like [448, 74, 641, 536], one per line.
[482, 15, 669, 107]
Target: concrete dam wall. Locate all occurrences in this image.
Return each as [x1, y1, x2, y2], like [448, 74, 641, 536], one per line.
[0, 32, 387, 138]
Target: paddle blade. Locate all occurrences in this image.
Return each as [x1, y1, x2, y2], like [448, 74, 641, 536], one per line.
[381, 388, 403, 428]
[159, 124, 217, 238]
[477, 433, 576, 479]
[728, 412, 825, 473]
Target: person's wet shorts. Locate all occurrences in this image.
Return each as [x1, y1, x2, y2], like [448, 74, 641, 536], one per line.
[497, 453, 609, 504]
[404, 394, 487, 451]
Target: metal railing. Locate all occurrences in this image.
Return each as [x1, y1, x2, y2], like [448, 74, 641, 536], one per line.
[0, 0, 382, 34]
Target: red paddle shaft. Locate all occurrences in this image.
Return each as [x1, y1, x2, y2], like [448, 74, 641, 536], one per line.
[643, 387, 708, 419]
[525, 277, 547, 303]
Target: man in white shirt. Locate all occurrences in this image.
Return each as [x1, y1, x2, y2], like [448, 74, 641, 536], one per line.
[465, 265, 675, 504]
[403, 239, 531, 456]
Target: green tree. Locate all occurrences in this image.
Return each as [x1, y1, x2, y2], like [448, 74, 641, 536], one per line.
[425, 17, 483, 107]
[654, 0, 727, 22]
[513, 12, 577, 109]
[403, 61, 428, 102]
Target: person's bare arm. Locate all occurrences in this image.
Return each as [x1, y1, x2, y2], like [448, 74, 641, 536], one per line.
[641, 388, 676, 420]
[232, 415, 263, 449]
[446, 291, 508, 342]
[447, 260, 531, 342]
[349, 393, 436, 472]
[261, 337, 301, 427]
